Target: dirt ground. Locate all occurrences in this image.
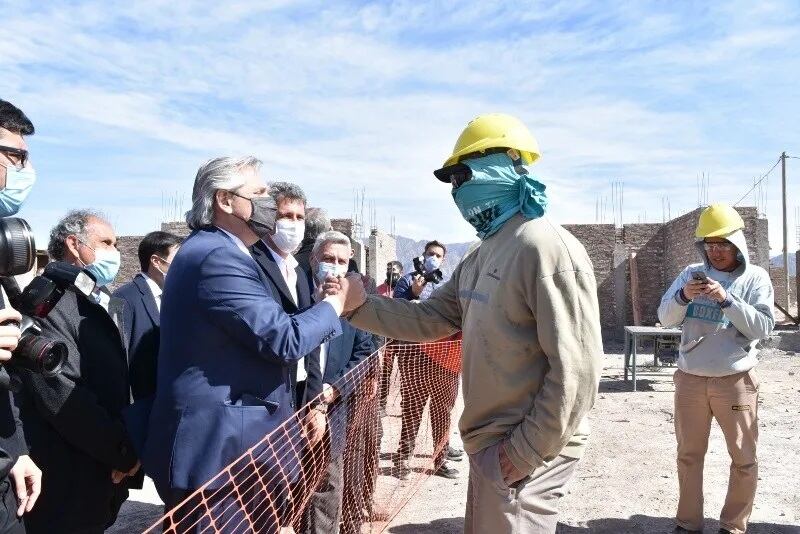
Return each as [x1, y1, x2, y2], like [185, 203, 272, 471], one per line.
[384, 348, 800, 534]
[114, 348, 799, 533]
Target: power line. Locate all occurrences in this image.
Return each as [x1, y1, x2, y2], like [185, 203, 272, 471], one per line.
[733, 156, 782, 206]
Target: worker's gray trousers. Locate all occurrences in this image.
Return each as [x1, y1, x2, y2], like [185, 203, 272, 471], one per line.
[464, 442, 579, 534]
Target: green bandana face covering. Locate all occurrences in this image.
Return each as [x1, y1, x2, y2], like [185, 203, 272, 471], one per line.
[451, 153, 547, 239]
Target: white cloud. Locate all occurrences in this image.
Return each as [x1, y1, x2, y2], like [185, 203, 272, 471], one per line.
[3, 0, 799, 251]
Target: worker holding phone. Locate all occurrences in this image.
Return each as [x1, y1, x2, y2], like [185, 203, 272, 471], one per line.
[658, 204, 774, 534]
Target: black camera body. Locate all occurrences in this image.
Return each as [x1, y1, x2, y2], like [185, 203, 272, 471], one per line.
[1, 216, 97, 387]
[412, 256, 443, 285]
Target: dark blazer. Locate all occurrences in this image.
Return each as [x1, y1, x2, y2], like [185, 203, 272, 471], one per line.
[14, 290, 138, 533]
[250, 240, 323, 404]
[113, 273, 160, 401]
[142, 227, 342, 494]
[0, 300, 27, 482]
[293, 239, 314, 278]
[325, 320, 375, 457]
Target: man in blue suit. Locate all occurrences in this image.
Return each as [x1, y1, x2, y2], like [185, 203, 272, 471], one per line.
[113, 230, 182, 401]
[301, 231, 376, 534]
[141, 157, 360, 533]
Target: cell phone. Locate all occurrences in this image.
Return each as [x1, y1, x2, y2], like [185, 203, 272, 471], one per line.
[691, 271, 708, 282]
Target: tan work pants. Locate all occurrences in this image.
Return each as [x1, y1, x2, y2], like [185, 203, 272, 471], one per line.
[674, 369, 760, 534]
[464, 442, 578, 534]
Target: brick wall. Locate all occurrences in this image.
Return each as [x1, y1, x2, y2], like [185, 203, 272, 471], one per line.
[564, 207, 768, 339]
[622, 224, 664, 326]
[769, 266, 796, 312]
[563, 224, 616, 332]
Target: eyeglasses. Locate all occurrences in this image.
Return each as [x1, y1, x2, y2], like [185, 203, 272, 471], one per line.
[0, 145, 29, 171]
[703, 242, 735, 252]
[433, 163, 473, 189]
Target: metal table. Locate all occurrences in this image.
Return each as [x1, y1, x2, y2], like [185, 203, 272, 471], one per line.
[623, 326, 682, 391]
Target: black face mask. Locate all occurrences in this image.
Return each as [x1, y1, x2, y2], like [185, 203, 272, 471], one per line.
[230, 191, 277, 239]
[386, 271, 401, 288]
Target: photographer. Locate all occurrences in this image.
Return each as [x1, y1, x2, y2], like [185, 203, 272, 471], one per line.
[0, 99, 42, 534]
[14, 210, 138, 533]
[392, 240, 463, 480]
[392, 241, 445, 300]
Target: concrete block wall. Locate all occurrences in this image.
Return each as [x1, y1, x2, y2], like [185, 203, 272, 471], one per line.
[366, 230, 397, 286]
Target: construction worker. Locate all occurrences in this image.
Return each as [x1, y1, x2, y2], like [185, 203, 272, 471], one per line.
[341, 113, 603, 533]
[658, 204, 774, 534]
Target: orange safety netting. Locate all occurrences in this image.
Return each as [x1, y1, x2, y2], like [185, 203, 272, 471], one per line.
[144, 338, 463, 534]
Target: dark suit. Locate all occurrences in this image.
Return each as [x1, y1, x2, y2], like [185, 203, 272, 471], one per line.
[113, 273, 160, 401]
[14, 290, 137, 533]
[142, 227, 342, 531]
[0, 299, 28, 534]
[250, 240, 323, 406]
[304, 320, 375, 534]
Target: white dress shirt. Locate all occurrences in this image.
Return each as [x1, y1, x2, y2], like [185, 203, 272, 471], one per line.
[141, 273, 163, 311]
[266, 245, 305, 381]
[216, 226, 252, 257]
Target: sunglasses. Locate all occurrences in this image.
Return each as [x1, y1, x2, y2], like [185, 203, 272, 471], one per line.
[0, 145, 29, 170]
[433, 163, 473, 189]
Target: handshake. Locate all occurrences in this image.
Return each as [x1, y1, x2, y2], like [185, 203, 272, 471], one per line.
[318, 273, 368, 316]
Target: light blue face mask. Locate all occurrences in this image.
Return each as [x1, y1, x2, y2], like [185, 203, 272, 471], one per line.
[316, 261, 348, 283]
[451, 153, 547, 239]
[0, 166, 36, 216]
[424, 255, 441, 273]
[80, 243, 121, 288]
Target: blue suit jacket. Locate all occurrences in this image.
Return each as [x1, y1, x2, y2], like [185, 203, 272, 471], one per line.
[113, 273, 160, 401]
[141, 227, 342, 493]
[250, 240, 322, 405]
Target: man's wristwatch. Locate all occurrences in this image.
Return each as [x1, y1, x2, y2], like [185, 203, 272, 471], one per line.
[312, 403, 328, 414]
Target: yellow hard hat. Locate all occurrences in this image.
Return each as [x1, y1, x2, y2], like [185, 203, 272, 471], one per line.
[695, 203, 745, 238]
[443, 113, 541, 167]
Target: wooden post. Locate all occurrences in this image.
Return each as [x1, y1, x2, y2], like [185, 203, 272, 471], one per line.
[629, 252, 642, 326]
[782, 152, 790, 312]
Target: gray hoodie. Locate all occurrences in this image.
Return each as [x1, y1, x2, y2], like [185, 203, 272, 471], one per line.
[657, 229, 775, 377]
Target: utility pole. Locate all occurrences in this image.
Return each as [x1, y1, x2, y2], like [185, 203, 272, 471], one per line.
[782, 151, 789, 312]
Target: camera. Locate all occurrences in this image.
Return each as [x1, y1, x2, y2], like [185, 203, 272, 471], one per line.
[1, 218, 97, 385]
[0, 217, 36, 278]
[412, 256, 443, 285]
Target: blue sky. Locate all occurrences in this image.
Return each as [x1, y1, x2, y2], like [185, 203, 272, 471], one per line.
[3, 0, 799, 251]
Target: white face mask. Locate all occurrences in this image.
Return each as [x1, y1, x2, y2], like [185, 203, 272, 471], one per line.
[271, 219, 305, 254]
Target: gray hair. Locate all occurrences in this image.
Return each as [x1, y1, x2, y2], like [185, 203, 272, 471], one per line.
[303, 208, 332, 243]
[186, 156, 262, 230]
[312, 230, 351, 260]
[48, 209, 108, 261]
[268, 181, 307, 207]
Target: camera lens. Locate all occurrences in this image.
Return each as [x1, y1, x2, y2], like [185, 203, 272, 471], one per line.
[0, 217, 36, 277]
[12, 333, 67, 377]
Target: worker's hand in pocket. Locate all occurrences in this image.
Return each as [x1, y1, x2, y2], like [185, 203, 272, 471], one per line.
[498, 441, 527, 486]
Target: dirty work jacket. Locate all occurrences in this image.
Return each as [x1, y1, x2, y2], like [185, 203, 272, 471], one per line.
[348, 213, 603, 475]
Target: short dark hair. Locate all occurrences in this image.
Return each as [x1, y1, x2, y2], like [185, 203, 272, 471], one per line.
[387, 260, 403, 271]
[138, 231, 182, 272]
[424, 240, 447, 256]
[0, 100, 34, 136]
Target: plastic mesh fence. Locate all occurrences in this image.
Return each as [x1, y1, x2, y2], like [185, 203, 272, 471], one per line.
[144, 337, 462, 534]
